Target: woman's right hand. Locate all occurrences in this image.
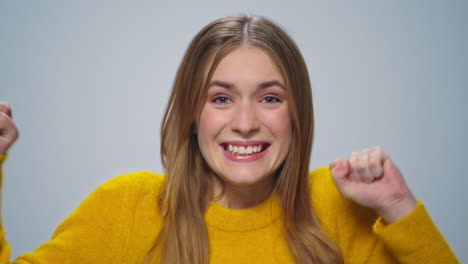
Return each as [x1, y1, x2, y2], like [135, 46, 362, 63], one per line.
[0, 102, 19, 155]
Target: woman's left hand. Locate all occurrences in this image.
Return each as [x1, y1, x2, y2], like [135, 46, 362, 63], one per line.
[329, 146, 417, 223]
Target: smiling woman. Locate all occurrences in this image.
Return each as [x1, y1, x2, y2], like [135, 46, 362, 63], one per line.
[198, 46, 292, 203]
[154, 16, 341, 263]
[0, 15, 460, 264]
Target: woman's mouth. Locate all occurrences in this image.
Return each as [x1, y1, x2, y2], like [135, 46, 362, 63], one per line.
[227, 144, 268, 154]
[220, 142, 271, 161]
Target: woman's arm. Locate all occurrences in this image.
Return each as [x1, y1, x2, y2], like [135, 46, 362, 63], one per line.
[1, 154, 13, 263]
[0, 102, 148, 263]
[328, 146, 460, 263]
[329, 146, 416, 224]
[0, 102, 19, 263]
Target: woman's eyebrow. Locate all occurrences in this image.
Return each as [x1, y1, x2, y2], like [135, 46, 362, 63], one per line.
[258, 80, 285, 90]
[208, 80, 285, 90]
[208, 80, 234, 89]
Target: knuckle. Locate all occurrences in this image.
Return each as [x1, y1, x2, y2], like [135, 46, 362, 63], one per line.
[0, 114, 15, 129]
[349, 152, 360, 161]
[374, 145, 384, 153]
[0, 101, 10, 107]
[357, 152, 368, 163]
[0, 102, 11, 112]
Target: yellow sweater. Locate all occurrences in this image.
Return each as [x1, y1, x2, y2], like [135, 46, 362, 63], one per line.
[0, 154, 459, 263]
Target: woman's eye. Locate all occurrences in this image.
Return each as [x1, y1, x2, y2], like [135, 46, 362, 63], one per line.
[261, 96, 281, 104]
[212, 96, 232, 104]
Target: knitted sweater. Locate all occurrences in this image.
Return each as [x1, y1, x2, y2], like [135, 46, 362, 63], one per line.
[0, 154, 459, 263]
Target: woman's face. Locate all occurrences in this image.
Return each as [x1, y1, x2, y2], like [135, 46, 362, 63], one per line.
[197, 46, 292, 187]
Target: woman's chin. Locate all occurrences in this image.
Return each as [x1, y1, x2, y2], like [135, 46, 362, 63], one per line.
[216, 172, 273, 188]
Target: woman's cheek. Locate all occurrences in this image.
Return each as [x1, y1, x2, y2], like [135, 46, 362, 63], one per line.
[261, 107, 291, 136]
[198, 107, 232, 137]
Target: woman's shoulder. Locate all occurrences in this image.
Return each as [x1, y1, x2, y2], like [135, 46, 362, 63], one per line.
[99, 170, 165, 189]
[59, 171, 166, 229]
[308, 165, 370, 214]
[93, 170, 166, 198]
[73, 171, 166, 211]
[308, 166, 340, 199]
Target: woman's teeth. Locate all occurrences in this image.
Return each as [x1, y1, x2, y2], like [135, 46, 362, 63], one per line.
[227, 144, 264, 155]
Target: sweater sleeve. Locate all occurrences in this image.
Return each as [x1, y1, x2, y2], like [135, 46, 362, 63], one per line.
[373, 200, 460, 263]
[0, 154, 12, 263]
[309, 166, 460, 264]
[0, 154, 158, 264]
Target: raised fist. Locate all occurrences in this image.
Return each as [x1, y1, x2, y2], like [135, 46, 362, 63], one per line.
[330, 146, 417, 223]
[0, 102, 19, 154]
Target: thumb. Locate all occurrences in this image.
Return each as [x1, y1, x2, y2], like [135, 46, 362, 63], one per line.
[329, 159, 350, 185]
[382, 156, 401, 178]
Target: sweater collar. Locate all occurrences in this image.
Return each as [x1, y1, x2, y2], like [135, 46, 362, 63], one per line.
[204, 192, 281, 231]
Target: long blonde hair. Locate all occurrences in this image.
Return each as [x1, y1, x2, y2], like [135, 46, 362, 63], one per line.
[147, 15, 343, 264]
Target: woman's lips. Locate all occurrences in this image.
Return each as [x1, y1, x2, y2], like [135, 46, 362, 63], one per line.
[220, 141, 271, 162]
[221, 140, 270, 147]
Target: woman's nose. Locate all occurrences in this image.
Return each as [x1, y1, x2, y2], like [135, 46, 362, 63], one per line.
[230, 101, 260, 137]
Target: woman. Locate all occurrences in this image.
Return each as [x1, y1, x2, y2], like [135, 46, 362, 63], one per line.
[0, 15, 459, 263]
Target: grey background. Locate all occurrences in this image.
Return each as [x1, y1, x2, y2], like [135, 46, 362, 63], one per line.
[1, 0, 467, 261]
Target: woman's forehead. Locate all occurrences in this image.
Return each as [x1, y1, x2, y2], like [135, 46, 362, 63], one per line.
[206, 46, 285, 85]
